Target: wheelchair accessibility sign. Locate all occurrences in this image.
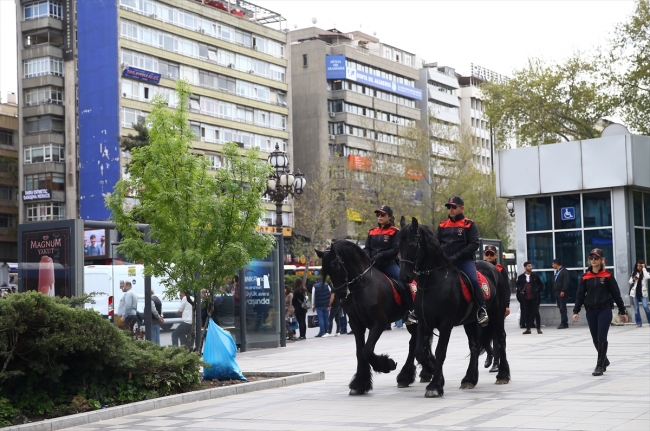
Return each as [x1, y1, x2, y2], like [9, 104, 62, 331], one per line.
[561, 207, 576, 220]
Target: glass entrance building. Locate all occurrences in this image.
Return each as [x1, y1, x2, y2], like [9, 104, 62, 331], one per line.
[496, 133, 650, 325]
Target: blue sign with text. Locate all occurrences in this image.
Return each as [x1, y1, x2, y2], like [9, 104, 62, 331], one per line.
[561, 207, 576, 221]
[122, 66, 161, 84]
[325, 55, 422, 100]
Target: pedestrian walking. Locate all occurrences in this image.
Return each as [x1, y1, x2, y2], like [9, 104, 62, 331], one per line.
[553, 258, 571, 329]
[573, 248, 628, 376]
[628, 260, 650, 327]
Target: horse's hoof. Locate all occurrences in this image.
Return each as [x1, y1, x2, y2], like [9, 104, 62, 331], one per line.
[397, 382, 410, 388]
[495, 378, 510, 385]
[460, 382, 475, 389]
[349, 389, 366, 396]
[425, 389, 442, 398]
[420, 376, 431, 383]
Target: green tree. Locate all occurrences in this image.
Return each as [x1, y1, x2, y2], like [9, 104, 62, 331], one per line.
[609, 0, 650, 134]
[482, 54, 614, 147]
[106, 80, 274, 350]
[417, 121, 511, 245]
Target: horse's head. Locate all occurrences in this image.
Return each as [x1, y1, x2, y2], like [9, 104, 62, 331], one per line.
[316, 241, 370, 293]
[398, 216, 424, 285]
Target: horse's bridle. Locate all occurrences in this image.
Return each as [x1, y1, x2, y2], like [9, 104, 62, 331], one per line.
[400, 227, 449, 289]
[330, 253, 374, 292]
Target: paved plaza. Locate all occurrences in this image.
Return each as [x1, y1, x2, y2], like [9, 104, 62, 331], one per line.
[61, 301, 648, 431]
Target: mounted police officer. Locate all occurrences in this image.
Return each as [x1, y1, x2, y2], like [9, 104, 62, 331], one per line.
[364, 205, 415, 324]
[436, 196, 489, 326]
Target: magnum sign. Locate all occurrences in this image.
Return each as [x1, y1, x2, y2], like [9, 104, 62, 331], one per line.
[21, 228, 72, 297]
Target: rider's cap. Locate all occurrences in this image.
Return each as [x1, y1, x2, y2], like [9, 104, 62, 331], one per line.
[445, 195, 464, 208]
[484, 245, 497, 254]
[589, 248, 604, 258]
[374, 205, 393, 217]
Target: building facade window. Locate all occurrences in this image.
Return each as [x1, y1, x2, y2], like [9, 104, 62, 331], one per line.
[25, 172, 65, 192]
[525, 191, 613, 305]
[0, 214, 16, 228]
[119, 19, 286, 82]
[205, 154, 222, 170]
[121, 108, 148, 128]
[24, 86, 64, 106]
[24, 0, 62, 20]
[24, 57, 64, 78]
[24, 144, 65, 164]
[24, 116, 64, 134]
[26, 202, 66, 221]
[0, 129, 13, 146]
[0, 186, 16, 201]
[118, 0, 285, 58]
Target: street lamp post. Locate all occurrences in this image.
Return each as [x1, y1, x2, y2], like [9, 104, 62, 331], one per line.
[266, 143, 306, 347]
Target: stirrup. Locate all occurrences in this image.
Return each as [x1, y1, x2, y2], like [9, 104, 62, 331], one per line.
[477, 307, 489, 327]
[405, 311, 418, 325]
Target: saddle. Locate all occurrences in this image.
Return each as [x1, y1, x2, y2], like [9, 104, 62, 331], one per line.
[458, 270, 491, 303]
[382, 274, 416, 307]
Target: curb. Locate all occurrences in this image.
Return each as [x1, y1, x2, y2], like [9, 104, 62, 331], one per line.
[7, 371, 324, 431]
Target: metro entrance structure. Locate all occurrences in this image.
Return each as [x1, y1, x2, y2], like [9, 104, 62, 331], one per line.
[496, 132, 650, 325]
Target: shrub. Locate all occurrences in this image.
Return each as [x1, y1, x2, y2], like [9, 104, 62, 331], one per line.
[0, 292, 202, 425]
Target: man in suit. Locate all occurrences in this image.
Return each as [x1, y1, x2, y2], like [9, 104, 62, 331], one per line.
[552, 258, 570, 329]
[516, 262, 544, 334]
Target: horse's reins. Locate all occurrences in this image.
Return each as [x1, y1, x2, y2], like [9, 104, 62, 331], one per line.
[331, 256, 375, 292]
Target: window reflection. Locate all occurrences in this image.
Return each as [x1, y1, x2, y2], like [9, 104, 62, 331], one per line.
[526, 197, 552, 231]
[633, 191, 643, 227]
[583, 192, 611, 228]
[527, 232, 553, 269]
[554, 230, 583, 268]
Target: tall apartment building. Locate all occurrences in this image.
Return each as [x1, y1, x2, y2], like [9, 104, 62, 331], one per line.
[0, 94, 19, 262]
[290, 27, 422, 237]
[419, 63, 461, 162]
[16, 0, 293, 233]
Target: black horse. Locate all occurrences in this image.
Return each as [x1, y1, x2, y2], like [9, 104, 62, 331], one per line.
[398, 217, 510, 398]
[316, 240, 432, 395]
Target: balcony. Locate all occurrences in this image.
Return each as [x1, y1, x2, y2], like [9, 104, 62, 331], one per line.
[21, 45, 63, 61]
[23, 103, 65, 118]
[21, 17, 63, 33]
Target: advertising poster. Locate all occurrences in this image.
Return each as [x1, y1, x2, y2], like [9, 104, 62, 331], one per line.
[21, 228, 72, 297]
[241, 239, 280, 347]
[83, 228, 107, 258]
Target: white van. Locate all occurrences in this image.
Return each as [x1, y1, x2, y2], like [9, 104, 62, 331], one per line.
[84, 265, 182, 329]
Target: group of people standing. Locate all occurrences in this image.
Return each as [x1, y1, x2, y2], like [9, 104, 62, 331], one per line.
[285, 277, 350, 341]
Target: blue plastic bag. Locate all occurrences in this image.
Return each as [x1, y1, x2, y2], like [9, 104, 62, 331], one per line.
[203, 319, 246, 381]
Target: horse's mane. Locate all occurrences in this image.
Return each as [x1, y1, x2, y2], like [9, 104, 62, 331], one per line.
[417, 224, 451, 266]
[331, 240, 371, 270]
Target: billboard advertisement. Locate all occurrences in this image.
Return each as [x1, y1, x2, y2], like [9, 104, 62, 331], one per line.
[18, 220, 84, 297]
[326, 55, 422, 100]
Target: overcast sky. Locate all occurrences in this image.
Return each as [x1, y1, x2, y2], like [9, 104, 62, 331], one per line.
[0, 0, 637, 102]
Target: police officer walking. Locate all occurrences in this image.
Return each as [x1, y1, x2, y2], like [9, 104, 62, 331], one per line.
[436, 196, 489, 326]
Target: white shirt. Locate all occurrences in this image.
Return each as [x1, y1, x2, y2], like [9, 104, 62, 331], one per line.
[525, 273, 531, 283]
[178, 296, 193, 324]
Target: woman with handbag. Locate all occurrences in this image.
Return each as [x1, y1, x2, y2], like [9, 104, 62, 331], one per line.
[291, 278, 308, 340]
[628, 260, 650, 327]
[285, 286, 297, 341]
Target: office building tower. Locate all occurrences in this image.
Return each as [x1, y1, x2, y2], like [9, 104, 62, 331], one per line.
[16, 0, 293, 234]
[290, 27, 422, 237]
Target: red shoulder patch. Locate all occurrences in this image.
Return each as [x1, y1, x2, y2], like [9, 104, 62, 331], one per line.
[582, 270, 612, 280]
[495, 263, 504, 272]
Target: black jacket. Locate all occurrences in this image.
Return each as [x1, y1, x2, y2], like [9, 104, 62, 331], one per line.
[516, 272, 544, 299]
[552, 267, 571, 294]
[364, 223, 399, 268]
[491, 261, 511, 307]
[292, 289, 307, 314]
[573, 269, 627, 315]
[436, 213, 479, 262]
